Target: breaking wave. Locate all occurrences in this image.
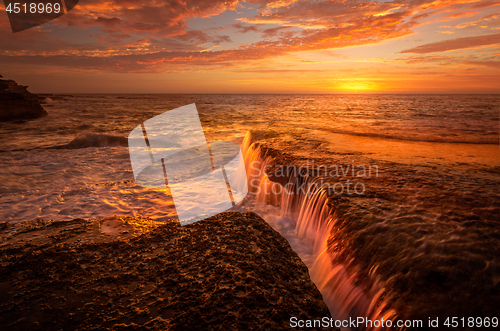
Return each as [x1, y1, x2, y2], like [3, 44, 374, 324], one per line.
[51, 133, 128, 149]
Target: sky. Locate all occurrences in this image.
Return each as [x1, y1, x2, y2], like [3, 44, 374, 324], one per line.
[0, 0, 499, 93]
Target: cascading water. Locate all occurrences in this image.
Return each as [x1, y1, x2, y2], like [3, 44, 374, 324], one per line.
[239, 131, 400, 331]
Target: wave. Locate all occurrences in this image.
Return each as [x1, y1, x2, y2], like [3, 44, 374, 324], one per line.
[316, 127, 499, 145]
[51, 133, 128, 149]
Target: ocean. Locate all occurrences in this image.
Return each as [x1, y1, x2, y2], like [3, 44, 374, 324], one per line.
[1, 94, 498, 222]
[1, 94, 499, 329]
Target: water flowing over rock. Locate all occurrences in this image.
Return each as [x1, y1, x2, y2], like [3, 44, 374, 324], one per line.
[241, 131, 399, 330]
[0, 74, 47, 121]
[240, 129, 500, 331]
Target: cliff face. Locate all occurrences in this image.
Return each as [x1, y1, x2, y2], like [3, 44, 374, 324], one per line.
[0, 212, 335, 331]
[0, 75, 47, 121]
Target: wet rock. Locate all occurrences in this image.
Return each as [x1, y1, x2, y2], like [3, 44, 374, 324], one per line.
[0, 74, 47, 121]
[0, 212, 333, 330]
[251, 130, 500, 327]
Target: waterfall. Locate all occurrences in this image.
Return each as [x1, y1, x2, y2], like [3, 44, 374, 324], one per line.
[240, 131, 400, 330]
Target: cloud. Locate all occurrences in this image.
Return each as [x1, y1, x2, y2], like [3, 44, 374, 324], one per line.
[57, 0, 240, 39]
[444, 12, 478, 20]
[441, 12, 500, 31]
[261, 26, 293, 38]
[0, 47, 289, 73]
[232, 23, 262, 33]
[0, 0, 498, 73]
[95, 17, 123, 28]
[471, 0, 500, 9]
[463, 60, 500, 68]
[399, 33, 500, 54]
[393, 52, 500, 71]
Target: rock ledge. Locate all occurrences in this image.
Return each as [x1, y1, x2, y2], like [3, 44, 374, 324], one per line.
[0, 212, 333, 330]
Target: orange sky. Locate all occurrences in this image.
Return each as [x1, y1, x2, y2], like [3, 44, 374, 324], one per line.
[0, 0, 499, 93]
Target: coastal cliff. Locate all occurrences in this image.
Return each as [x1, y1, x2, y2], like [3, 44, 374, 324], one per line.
[0, 212, 334, 330]
[0, 74, 47, 121]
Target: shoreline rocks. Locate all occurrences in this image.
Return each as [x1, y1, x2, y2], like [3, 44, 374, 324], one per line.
[0, 212, 335, 331]
[250, 130, 500, 326]
[0, 74, 47, 121]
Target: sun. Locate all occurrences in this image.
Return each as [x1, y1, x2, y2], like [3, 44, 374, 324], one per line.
[338, 82, 378, 92]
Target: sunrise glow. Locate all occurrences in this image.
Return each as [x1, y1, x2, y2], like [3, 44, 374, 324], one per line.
[0, 0, 499, 93]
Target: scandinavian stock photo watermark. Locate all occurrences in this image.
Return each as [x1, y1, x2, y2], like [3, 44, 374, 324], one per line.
[249, 159, 379, 197]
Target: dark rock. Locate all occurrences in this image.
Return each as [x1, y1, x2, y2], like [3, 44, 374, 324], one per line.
[0, 212, 334, 330]
[0, 75, 47, 121]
